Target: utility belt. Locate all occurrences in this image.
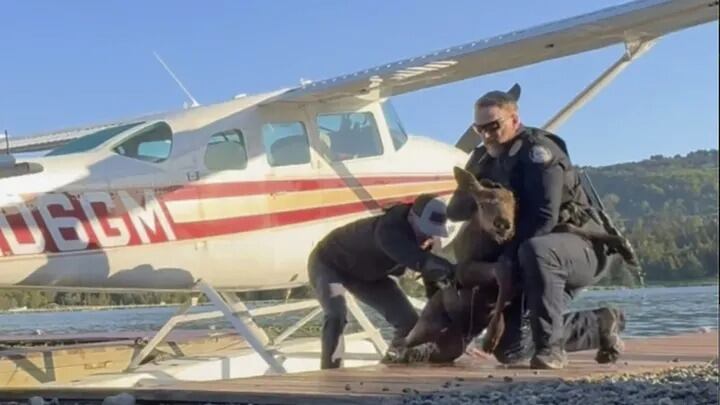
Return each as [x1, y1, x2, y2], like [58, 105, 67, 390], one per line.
[558, 200, 594, 229]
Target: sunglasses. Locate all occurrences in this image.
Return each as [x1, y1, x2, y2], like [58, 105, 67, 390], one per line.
[472, 118, 504, 135]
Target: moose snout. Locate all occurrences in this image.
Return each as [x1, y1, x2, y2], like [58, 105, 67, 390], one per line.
[494, 218, 511, 233]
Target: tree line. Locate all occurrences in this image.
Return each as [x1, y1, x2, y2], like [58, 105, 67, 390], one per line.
[584, 149, 718, 285]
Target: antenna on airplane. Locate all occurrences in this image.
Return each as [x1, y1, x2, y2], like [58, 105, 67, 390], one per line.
[153, 51, 201, 108]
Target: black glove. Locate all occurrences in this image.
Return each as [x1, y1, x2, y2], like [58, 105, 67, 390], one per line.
[421, 254, 455, 283]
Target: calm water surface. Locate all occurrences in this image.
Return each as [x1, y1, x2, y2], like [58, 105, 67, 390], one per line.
[0, 286, 716, 339]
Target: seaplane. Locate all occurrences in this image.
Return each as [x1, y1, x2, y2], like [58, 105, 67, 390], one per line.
[0, 0, 716, 388]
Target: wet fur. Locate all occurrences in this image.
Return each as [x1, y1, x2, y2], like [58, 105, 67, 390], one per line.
[390, 168, 514, 362]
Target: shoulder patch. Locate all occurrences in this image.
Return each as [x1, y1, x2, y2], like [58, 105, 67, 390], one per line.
[529, 145, 552, 164]
[508, 139, 522, 157]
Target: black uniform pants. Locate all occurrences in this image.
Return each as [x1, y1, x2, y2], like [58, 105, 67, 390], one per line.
[494, 232, 604, 362]
[308, 251, 418, 369]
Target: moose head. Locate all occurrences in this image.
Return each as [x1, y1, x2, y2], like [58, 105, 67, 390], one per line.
[452, 166, 516, 244]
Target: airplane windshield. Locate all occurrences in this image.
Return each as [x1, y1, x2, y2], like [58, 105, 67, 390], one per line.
[381, 101, 408, 150]
[45, 122, 145, 156]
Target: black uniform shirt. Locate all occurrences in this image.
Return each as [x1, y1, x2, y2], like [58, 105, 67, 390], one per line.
[499, 127, 588, 259]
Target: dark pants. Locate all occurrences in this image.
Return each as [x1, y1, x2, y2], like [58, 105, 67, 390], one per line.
[494, 232, 604, 362]
[308, 251, 418, 369]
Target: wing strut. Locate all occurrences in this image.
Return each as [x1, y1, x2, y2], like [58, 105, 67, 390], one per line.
[543, 40, 656, 133]
[454, 40, 657, 154]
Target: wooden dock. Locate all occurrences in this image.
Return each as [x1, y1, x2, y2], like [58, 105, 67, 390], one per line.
[0, 331, 249, 387]
[0, 331, 717, 404]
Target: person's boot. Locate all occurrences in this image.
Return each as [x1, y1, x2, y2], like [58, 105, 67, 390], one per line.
[595, 307, 626, 364]
[530, 348, 568, 369]
[321, 357, 342, 369]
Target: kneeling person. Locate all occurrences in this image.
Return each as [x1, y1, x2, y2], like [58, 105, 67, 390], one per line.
[308, 194, 455, 369]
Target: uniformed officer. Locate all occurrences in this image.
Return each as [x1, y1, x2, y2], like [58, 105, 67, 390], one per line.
[308, 194, 455, 369]
[450, 84, 630, 369]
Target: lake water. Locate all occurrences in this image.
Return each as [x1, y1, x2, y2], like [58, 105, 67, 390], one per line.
[0, 286, 717, 339]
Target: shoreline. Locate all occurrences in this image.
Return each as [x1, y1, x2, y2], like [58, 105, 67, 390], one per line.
[588, 279, 718, 290]
[0, 283, 717, 314]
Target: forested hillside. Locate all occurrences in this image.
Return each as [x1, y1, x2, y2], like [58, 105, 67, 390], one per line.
[583, 149, 718, 284]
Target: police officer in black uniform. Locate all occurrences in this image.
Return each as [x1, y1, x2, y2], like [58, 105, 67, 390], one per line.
[308, 194, 455, 369]
[449, 85, 631, 369]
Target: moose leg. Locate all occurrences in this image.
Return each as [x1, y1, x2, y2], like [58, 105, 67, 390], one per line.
[401, 290, 451, 349]
[427, 324, 466, 363]
[391, 326, 466, 364]
[401, 306, 471, 364]
[454, 260, 514, 353]
[381, 290, 455, 365]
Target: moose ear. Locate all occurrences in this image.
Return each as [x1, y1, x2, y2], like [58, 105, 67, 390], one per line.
[453, 166, 484, 192]
[507, 83, 521, 101]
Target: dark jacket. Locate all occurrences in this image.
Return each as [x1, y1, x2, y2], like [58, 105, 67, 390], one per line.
[314, 204, 435, 281]
[500, 127, 591, 246]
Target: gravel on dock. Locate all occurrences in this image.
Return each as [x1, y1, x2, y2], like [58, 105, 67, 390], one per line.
[401, 361, 719, 405]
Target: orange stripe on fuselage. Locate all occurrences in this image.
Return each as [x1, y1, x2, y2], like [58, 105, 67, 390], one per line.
[161, 175, 453, 201]
[171, 191, 454, 239]
[164, 179, 455, 223]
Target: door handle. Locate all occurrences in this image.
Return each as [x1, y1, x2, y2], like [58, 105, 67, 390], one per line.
[186, 171, 200, 181]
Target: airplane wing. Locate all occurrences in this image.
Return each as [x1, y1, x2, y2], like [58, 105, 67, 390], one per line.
[7, 123, 126, 154]
[265, 0, 718, 104]
[6, 109, 167, 155]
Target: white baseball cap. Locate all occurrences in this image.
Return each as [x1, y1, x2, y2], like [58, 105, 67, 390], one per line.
[410, 194, 449, 238]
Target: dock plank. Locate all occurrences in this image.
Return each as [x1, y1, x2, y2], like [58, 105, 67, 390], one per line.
[0, 332, 717, 404]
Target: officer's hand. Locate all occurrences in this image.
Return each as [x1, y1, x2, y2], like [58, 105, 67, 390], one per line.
[422, 255, 455, 283]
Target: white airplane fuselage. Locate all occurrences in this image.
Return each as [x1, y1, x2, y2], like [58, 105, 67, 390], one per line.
[0, 94, 467, 292]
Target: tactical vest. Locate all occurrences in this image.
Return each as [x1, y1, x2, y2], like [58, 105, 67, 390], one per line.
[498, 128, 592, 227]
[467, 128, 640, 282]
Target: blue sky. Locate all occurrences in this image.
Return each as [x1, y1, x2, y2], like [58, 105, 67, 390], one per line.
[0, 0, 717, 166]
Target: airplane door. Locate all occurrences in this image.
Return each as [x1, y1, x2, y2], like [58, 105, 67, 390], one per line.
[258, 107, 320, 285]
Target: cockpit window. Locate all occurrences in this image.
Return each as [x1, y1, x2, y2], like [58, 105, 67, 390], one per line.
[113, 122, 173, 163]
[46, 122, 144, 156]
[316, 112, 383, 161]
